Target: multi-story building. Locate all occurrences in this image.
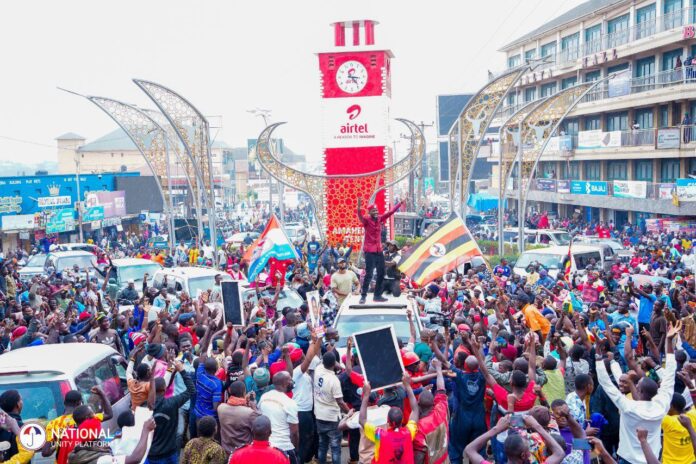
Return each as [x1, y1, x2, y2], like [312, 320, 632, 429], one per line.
[494, 0, 696, 225]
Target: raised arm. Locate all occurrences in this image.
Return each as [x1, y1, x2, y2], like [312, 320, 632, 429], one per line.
[403, 373, 419, 422]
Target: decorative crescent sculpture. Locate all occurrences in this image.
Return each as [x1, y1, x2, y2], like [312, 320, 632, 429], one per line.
[255, 119, 424, 241]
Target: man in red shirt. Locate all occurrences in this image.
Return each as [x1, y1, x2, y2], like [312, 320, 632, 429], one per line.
[230, 415, 289, 464]
[413, 359, 449, 464]
[356, 197, 404, 304]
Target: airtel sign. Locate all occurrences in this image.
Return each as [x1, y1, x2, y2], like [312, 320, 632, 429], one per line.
[321, 96, 389, 148]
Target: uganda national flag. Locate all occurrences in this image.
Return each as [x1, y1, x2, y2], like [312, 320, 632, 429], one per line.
[398, 213, 483, 286]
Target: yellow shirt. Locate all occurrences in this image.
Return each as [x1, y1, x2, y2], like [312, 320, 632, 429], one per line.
[661, 409, 696, 464]
[522, 304, 551, 335]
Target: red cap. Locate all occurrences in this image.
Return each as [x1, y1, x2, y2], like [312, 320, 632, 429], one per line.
[457, 323, 471, 332]
[367, 203, 378, 211]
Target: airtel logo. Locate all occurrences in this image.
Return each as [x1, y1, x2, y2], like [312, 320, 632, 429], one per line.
[346, 104, 361, 120]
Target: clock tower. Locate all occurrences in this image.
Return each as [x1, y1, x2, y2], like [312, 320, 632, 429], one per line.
[318, 20, 394, 247]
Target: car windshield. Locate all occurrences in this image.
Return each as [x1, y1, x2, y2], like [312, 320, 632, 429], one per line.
[0, 380, 64, 422]
[334, 313, 419, 348]
[56, 255, 94, 271]
[550, 232, 571, 245]
[242, 288, 304, 310]
[188, 275, 231, 297]
[118, 264, 162, 284]
[515, 252, 563, 270]
[25, 254, 47, 267]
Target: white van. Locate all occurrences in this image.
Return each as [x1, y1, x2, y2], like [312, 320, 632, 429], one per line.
[0, 344, 129, 461]
[107, 258, 163, 290]
[151, 266, 232, 297]
[513, 244, 607, 278]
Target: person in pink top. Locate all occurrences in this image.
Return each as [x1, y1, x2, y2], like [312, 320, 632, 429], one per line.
[356, 197, 404, 304]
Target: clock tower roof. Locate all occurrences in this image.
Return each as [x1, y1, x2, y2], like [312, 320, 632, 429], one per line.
[317, 19, 393, 57]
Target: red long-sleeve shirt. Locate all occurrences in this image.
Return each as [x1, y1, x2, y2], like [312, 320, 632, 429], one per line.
[357, 201, 403, 253]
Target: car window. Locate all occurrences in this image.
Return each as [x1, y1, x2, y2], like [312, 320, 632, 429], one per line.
[93, 357, 125, 405]
[75, 368, 103, 412]
[153, 273, 164, 289]
[515, 253, 563, 270]
[574, 252, 602, 269]
[0, 381, 64, 421]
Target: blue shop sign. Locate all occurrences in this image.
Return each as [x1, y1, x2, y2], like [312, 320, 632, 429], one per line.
[83, 206, 105, 222]
[570, 181, 608, 196]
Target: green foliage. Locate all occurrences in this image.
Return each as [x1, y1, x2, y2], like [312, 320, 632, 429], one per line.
[394, 235, 417, 248]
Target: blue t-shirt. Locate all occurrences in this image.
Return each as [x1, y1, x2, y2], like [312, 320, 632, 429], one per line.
[637, 294, 656, 324]
[193, 364, 223, 417]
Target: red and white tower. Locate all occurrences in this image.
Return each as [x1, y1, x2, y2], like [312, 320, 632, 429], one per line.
[318, 19, 394, 247]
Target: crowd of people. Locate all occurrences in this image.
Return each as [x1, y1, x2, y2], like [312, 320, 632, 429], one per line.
[0, 203, 695, 464]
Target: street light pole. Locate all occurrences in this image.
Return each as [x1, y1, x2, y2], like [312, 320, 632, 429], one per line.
[247, 108, 273, 216]
[74, 152, 84, 242]
[416, 121, 434, 207]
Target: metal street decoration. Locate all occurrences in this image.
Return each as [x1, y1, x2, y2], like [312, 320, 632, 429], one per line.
[255, 119, 424, 241]
[516, 78, 609, 251]
[134, 80, 218, 260]
[448, 66, 529, 214]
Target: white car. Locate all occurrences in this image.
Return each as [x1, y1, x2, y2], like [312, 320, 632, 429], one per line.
[44, 250, 95, 273]
[0, 344, 130, 463]
[106, 258, 163, 290]
[18, 253, 47, 282]
[152, 266, 233, 297]
[225, 232, 259, 246]
[332, 294, 422, 359]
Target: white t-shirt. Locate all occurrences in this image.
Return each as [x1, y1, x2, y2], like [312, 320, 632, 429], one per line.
[293, 357, 320, 412]
[258, 389, 299, 451]
[313, 364, 343, 422]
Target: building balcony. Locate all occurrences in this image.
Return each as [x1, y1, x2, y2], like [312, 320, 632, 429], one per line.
[493, 178, 691, 215]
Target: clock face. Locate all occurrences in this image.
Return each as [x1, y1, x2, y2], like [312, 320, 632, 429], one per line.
[335, 60, 368, 94]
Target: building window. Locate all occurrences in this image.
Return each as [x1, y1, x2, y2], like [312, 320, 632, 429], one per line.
[634, 160, 653, 181]
[585, 161, 601, 180]
[608, 63, 629, 74]
[508, 54, 521, 68]
[607, 161, 628, 180]
[661, 158, 681, 182]
[524, 49, 536, 63]
[584, 24, 601, 54]
[507, 92, 517, 106]
[635, 108, 654, 129]
[635, 56, 656, 91]
[541, 41, 557, 59]
[562, 119, 579, 135]
[540, 162, 556, 178]
[663, 0, 684, 29]
[541, 82, 557, 97]
[689, 157, 696, 176]
[561, 32, 579, 62]
[562, 161, 580, 180]
[584, 70, 601, 82]
[659, 105, 669, 127]
[606, 112, 628, 131]
[607, 14, 630, 47]
[584, 115, 601, 130]
[524, 87, 537, 102]
[561, 77, 577, 89]
[662, 48, 684, 71]
[636, 3, 657, 39]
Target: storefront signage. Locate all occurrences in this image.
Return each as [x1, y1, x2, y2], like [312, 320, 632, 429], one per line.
[38, 195, 71, 208]
[83, 206, 104, 222]
[612, 180, 647, 199]
[676, 178, 696, 202]
[656, 128, 681, 149]
[570, 181, 608, 195]
[0, 196, 22, 214]
[45, 209, 75, 234]
[1, 214, 36, 231]
[658, 183, 676, 199]
[534, 179, 557, 192]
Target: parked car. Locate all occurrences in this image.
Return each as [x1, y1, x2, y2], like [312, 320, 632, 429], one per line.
[0, 344, 130, 463]
[513, 244, 610, 278]
[225, 232, 260, 246]
[239, 283, 304, 313]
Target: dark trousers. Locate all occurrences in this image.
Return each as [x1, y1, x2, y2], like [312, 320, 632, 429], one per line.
[283, 449, 299, 464]
[382, 278, 401, 297]
[361, 252, 385, 298]
[316, 419, 341, 464]
[298, 410, 318, 463]
[348, 428, 360, 461]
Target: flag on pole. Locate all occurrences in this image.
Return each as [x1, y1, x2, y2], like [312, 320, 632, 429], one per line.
[245, 215, 299, 282]
[397, 213, 483, 286]
[563, 241, 572, 282]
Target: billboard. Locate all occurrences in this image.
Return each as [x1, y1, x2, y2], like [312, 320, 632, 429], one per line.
[577, 130, 622, 149]
[115, 176, 163, 214]
[656, 128, 680, 149]
[677, 178, 696, 201]
[612, 180, 647, 199]
[84, 191, 126, 218]
[2, 214, 36, 231]
[437, 94, 473, 136]
[439, 141, 449, 182]
[321, 96, 390, 148]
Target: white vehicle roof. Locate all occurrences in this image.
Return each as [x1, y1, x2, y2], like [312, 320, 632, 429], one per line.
[48, 250, 94, 258]
[338, 293, 416, 315]
[515, 244, 601, 258]
[0, 344, 118, 376]
[156, 266, 227, 278]
[111, 258, 161, 267]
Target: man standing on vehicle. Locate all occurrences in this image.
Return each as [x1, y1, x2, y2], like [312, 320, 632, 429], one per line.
[356, 197, 404, 304]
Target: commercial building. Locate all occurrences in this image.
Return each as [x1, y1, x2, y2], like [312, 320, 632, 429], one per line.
[493, 0, 696, 224]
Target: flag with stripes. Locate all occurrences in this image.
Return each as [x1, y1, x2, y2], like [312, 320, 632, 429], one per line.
[563, 241, 572, 282]
[397, 213, 483, 286]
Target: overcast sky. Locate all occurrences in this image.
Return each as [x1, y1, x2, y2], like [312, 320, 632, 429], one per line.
[0, 0, 584, 166]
